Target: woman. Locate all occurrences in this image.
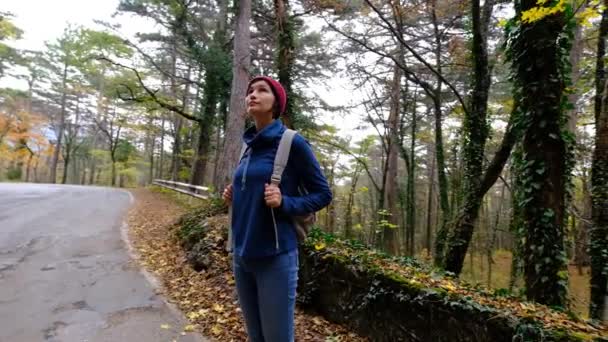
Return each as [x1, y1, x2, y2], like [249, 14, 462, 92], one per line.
[223, 76, 332, 342]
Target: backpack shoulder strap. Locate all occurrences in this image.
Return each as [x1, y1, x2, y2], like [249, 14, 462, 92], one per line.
[271, 129, 297, 186]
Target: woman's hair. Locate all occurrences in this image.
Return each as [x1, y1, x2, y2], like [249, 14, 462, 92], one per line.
[271, 98, 281, 119]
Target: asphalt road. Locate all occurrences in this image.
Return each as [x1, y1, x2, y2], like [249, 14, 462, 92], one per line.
[0, 183, 204, 342]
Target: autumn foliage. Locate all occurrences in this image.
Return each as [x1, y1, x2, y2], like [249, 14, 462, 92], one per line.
[0, 100, 51, 181]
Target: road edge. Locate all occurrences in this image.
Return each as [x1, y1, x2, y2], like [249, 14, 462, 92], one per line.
[119, 189, 206, 341]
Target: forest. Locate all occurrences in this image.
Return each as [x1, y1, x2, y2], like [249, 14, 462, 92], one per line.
[0, 0, 606, 323]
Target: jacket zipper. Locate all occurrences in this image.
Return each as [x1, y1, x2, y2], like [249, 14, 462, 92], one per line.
[271, 207, 279, 250]
[240, 147, 251, 191]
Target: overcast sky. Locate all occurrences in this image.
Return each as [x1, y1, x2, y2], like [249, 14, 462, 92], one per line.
[2, 0, 368, 145]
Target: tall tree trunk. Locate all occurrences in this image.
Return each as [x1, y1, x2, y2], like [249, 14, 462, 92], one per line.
[590, 0, 608, 321]
[512, 0, 570, 307]
[25, 151, 33, 182]
[216, 0, 250, 189]
[190, 62, 220, 186]
[171, 115, 183, 181]
[62, 147, 70, 184]
[383, 63, 401, 255]
[431, 0, 450, 266]
[488, 183, 506, 286]
[443, 0, 492, 275]
[212, 119, 223, 188]
[222, 0, 251, 251]
[509, 158, 523, 291]
[213, 93, 230, 190]
[33, 157, 39, 183]
[49, 61, 69, 184]
[574, 173, 591, 272]
[407, 97, 417, 256]
[567, 2, 584, 134]
[325, 164, 337, 233]
[426, 143, 436, 258]
[146, 115, 155, 184]
[111, 157, 117, 187]
[169, 46, 185, 181]
[275, 0, 296, 128]
[158, 115, 166, 179]
[344, 166, 361, 239]
[80, 158, 87, 185]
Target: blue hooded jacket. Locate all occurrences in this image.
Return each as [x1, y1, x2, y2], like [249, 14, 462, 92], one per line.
[231, 119, 332, 258]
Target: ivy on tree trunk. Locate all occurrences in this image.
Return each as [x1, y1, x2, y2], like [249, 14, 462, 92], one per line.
[507, 0, 573, 307]
[590, 0, 608, 321]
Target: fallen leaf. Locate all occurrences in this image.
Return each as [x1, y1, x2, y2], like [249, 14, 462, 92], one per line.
[211, 325, 222, 335]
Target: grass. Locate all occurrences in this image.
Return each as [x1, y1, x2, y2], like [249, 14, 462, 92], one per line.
[458, 249, 591, 317]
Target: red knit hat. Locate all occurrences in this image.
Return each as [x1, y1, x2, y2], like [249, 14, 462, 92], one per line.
[247, 76, 287, 116]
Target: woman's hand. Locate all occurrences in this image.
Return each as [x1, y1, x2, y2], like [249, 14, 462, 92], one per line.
[223, 184, 233, 204]
[264, 183, 282, 208]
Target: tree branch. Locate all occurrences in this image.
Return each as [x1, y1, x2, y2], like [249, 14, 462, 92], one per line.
[327, 21, 437, 101]
[309, 131, 382, 193]
[97, 57, 201, 122]
[363, 0, 469, 115]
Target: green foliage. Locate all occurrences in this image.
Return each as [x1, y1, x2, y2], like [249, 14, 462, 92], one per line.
[0, 12, 23, 77]
[5, 166, 21, 180]
[300, 224, 604, 341]
[115, 139, 137, 163]
[176, 199, 227, 250]
[118, 167, 139, 186]
[504, 0, 575, 307]
[376, 209, 398, 230]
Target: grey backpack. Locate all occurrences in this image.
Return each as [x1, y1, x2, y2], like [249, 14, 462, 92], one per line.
[268, 129, 317, 242]
[226, 129, 316, 252]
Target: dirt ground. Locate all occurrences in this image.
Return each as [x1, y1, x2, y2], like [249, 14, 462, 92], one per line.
[126, 188, 367, 342]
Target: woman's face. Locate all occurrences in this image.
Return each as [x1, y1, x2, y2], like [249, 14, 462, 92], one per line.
[246, 80, 275, 119]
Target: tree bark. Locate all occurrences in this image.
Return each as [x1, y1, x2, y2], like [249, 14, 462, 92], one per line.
[190, 71, 218, 186]
[443, 0, 492, 275]
[512, 0, 569, 307]
[275, 0, 296, 128]
[111, 157, 117, 187]
[61, 147, 70, 184]
[431, 0, 450, 266]
[383, 63, 401, 255]
[221, 0, 251, 251]
[407, 94, 417, 256]
[158, 115, 166, 179]
[590, 0, 608, 320]
[426, 143, 436, 258]
[216, 0, 250, 189]
[49, 61, 69, 184]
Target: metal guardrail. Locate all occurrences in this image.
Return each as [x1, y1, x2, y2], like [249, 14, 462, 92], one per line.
[153, 178, 233, 252]
[152, 179, 210, 199]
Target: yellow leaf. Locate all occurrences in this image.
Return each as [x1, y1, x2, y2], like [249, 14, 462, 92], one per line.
[183, 324, 196, 332]
[213, 303, 224, 312]
[211, 325, 222, 335]
[160, 323, 171, 330]
[187, 312, 200, 320]
[441, 282, 456, 292]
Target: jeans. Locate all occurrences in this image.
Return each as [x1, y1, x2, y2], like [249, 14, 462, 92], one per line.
[233, 249, 299, 342]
